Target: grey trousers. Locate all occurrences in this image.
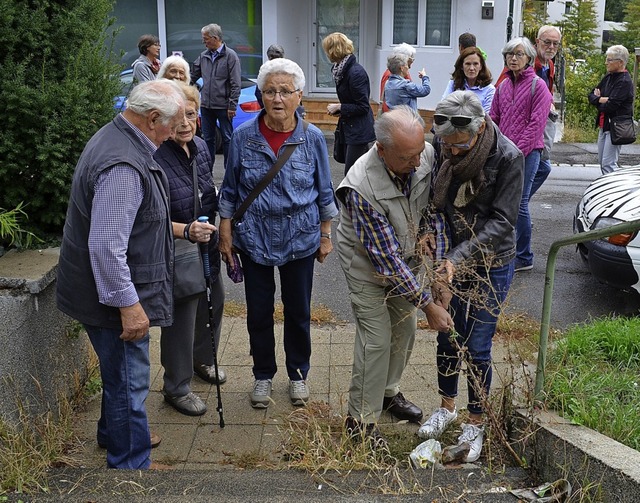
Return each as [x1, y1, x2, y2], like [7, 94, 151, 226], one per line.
[160, 271, 225, 396]
[345, 275, 417, 423]
[598, 129, 621, 175]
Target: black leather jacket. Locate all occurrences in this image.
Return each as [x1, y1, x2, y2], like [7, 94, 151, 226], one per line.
[436, 123, 524, 267]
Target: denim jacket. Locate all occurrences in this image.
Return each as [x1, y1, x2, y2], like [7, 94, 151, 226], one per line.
[218, 111, 339, 266]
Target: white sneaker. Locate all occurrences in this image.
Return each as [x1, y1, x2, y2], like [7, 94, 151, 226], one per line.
[289, 379, 309, 406]
[250, 379, 272, 408]
[417, 407, 458, 439]
[458, 423, 484, 462]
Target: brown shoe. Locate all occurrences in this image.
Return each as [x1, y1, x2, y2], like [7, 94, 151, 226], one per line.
[98, 430, 161, 449]
[344, 416, 388, 450]
[148, 461, 172, 470]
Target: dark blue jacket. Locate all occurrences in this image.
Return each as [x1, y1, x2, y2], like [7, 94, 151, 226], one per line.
[336, 55, 376, 145]
[588, 70, 635, 132]
[154, 136, 221, 278]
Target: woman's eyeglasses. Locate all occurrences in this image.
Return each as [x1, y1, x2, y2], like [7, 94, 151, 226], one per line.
[262, 89, 299, 99]
[505, 51, 527, 59]
[436, 136, 474, 150]
[433, 114, 474, 127]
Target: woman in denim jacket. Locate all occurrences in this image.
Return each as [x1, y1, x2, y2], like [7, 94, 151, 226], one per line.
[218, 58, 338, 410]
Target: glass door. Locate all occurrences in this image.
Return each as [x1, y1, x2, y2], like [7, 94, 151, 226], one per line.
[313, 0, 360, 91]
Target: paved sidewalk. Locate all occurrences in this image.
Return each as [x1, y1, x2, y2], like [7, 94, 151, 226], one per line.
[73, 316, 520, 470]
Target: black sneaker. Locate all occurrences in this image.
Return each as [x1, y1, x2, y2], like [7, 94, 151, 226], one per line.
[344, 416, 388, 450]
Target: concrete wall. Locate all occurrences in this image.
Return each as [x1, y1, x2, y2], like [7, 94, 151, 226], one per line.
[0, 248, 90, 425]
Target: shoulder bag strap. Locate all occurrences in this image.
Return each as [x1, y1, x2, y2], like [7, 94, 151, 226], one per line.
[232, 121, 309, 222]
[191, 156, 200, 220]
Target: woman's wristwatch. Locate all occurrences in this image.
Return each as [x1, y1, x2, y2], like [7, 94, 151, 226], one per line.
[321, 232, 331, 239]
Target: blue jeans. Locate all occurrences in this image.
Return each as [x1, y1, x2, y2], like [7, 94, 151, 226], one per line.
[530, 157, 551, 199]
[240, 252, 316, 381]
[436, 261, 514, 415]
[516, 150, 541, 266]
[200, 107, 233, 168]
[86, 325, 151, 469]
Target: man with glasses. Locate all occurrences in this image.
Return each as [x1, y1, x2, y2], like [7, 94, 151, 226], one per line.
[335, 105, 452, 447]
[192, 23, 241, 168]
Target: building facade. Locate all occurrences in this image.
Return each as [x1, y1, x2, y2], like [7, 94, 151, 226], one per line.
[112, 0, 523, 110]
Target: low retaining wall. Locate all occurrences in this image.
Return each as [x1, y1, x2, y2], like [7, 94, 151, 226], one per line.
[516, 409, 640, 501]
[0, 248, 90, 425]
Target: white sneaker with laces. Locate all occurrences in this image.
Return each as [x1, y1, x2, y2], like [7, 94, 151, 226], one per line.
[417, 407, 458, 439]
[250, 379, 272, 408]
[289, 379, 309, 406]
[458, 423, 484, 462]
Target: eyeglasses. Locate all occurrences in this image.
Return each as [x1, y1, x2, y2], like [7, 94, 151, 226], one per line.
[437, 136, 475, 150]
[606, 58, 622, 63]
[185, 111, 198, 121]
[262, 89, 299, 99]
[433, 114, 474, 127]
[541, 39, 560, 48]
[505, 51, 527, 59]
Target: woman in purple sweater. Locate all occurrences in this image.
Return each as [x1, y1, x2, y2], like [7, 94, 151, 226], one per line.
[489, 37, 552, 272]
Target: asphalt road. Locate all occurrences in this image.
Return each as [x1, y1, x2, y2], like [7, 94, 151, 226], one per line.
[215, 143, 640, 331]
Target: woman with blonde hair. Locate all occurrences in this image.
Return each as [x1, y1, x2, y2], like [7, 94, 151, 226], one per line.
[322, 32, 375, 174]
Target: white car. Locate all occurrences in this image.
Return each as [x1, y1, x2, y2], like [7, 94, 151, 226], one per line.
[574, 166, 640, 293]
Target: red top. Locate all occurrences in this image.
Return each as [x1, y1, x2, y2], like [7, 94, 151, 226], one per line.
[259, 116, 293, 156]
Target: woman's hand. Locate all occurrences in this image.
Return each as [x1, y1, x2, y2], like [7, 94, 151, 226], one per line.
[188, 220, 216, 243]
[317, 236, 333, 263]
[327, 103, 341, 116]
[218, 218, 234, 264]
[422, 301, 454, 332]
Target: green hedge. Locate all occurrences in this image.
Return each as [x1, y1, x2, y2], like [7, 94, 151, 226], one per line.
[0, 0, 122, 236]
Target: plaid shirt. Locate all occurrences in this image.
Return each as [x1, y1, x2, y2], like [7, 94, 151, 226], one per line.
[342, 167, 432, 308]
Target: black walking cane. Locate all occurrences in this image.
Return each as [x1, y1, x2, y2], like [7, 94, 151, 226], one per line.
[197, 216, 225, 428]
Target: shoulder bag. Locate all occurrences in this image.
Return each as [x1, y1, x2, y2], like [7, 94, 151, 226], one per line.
[173, 158, 207, 300]
[610, 116, 637, 146]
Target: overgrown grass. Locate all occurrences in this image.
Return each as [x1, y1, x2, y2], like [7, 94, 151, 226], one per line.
[544, 316, 640, 451]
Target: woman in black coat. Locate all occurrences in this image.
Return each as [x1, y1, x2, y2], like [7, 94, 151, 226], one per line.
[322, 32, 376, 175]
[588, 44, 635, 175]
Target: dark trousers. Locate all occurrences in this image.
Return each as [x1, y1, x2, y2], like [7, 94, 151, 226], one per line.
[200, 107, 233, 168]
[344, 143, 371, 175]
[436, 261, 514, 415]
[240, 252, 316, 381]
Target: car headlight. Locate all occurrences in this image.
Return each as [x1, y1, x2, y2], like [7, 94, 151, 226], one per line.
[593, 217, 637, 246]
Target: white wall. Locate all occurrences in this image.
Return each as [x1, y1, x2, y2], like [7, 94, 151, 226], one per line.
[546, 0, 606, 50]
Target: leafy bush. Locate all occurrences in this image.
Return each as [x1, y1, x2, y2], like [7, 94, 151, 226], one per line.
[563, 54, 604, 135]
[545, 317, 640, 451]
[0, 0, 122, 236]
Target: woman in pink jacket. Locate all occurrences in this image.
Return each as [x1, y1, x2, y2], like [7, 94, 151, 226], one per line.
[490, 37, 552, 273]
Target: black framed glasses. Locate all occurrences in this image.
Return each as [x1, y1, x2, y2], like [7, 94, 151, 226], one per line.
[433, 114, 474, 127]
[262, 89, 299, 99]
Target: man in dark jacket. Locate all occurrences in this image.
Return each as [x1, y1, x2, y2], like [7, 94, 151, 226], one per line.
[57, 80, 186, 470]
[192, 23, 242, 168]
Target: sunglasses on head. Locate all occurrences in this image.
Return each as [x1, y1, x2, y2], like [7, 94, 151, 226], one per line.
[433, 114, 474, 127]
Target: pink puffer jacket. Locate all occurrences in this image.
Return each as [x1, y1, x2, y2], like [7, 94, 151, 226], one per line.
[489, 66, 553, 157]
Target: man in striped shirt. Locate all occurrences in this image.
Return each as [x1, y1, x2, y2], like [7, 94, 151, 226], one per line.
[335, 106, 452, 446]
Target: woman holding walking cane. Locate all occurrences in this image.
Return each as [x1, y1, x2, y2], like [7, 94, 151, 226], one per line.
[154, 83, 227, 417]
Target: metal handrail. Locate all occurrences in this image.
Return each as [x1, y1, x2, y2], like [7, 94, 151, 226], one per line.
[534, 218, 640, 400]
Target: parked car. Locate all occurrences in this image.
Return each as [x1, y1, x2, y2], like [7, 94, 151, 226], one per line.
[114, 69, 262, 152]
[574, 166, 640, 293]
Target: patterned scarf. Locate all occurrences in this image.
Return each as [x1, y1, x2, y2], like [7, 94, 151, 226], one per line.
[432, 116, 495, 210]
[332, 54, 353, 86]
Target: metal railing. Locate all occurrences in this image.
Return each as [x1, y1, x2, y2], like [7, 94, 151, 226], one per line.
[534, 218, 640, 400]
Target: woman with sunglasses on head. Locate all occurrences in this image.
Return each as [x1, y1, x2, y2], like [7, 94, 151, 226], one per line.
[489, 37, 552, 273]
[417, 91, 524, 463]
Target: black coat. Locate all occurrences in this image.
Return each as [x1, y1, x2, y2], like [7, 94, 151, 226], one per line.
[588, 71, 634, 132]
[154, 136, 221, 277]
[335, 55, 376, 145]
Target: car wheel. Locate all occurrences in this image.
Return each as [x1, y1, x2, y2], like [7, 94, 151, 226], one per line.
[577, 243, 589, 262]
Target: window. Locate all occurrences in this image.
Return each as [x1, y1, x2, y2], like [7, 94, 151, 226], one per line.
[425, 0, 451, 46]
[565, 2, 572, 15]
[112, 1, 159, 68]
[392, 0, 452, 47]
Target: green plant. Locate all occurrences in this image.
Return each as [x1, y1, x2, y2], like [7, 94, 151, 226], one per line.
[0, 203, 40, 250]
[0, 0, 123, 237]
[545, 317, 640, 451]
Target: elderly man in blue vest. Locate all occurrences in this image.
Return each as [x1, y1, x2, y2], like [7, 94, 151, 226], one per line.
[57, 80, 206, 470]
[335, 105, 453, 446]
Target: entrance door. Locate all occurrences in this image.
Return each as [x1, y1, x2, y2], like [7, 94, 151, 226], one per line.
[312, 0, 361, 91]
